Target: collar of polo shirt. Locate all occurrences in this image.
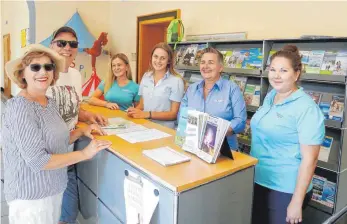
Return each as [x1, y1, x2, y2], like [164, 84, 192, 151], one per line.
[267, 87, 305, 106]
[196, 77, 224, 91]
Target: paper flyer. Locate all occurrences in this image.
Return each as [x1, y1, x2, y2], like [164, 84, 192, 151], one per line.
[124, 170, 159, 224]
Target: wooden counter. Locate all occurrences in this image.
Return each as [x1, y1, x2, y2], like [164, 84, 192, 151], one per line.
[80, 104, 257, 193]
[77, 104, 257, 224]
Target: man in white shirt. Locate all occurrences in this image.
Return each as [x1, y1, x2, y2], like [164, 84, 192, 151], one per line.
[47, 26, 107, 224]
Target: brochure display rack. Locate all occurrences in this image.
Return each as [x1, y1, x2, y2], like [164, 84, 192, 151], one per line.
[171, 37, 347, 223]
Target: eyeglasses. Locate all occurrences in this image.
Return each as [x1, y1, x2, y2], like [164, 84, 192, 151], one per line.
[52, 40, 79, 49]
[29, 64, 56, 72]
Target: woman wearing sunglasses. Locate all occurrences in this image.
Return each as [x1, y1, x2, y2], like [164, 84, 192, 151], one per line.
[88, 53, 140, 111]
[2, 44, 112, 224]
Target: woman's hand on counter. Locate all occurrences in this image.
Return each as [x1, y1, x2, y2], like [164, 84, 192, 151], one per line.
[79, 109, 108, 126]
[105, 102, 119, 110]
[81, 124, 107, 139]
[90, 113, 108, 126]
[126, 107, 149, 119]
[82, 139, 112, 160]
[44, 139, 112, 170]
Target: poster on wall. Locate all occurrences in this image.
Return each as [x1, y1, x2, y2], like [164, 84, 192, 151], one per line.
[21, 28, 29, 48]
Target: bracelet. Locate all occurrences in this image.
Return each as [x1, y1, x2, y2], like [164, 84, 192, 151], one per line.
[149, 111, 152, 119]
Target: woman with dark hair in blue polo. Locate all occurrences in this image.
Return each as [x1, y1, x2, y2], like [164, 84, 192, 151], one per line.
[250, 45, 325, 224]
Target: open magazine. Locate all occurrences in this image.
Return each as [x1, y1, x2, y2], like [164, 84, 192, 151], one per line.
[177, 109, 233, 164]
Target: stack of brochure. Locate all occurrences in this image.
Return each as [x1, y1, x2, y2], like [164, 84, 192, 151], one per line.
[178, 110, 231, 164]
[143, 146, 191, 167]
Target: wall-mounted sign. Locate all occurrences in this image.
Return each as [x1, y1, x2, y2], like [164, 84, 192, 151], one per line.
[21, 28, 29, 48]
[186, 32, 247, 42]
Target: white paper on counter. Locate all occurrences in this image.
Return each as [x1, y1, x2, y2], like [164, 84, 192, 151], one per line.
[124, 170, 159, 224]
[103, 118, 148, 135]
[117, 129, 171, 144]
[104, 124, 148, 135]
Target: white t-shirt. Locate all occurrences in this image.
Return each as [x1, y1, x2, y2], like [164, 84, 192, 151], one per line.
[46, 67, 82, 140]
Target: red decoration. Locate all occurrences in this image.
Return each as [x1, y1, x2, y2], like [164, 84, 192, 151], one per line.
[82, 70, 101, 97]
[82, 32, 108, 97]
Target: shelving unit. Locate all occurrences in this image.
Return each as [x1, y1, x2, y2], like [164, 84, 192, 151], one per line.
[170, 37, 347, 223]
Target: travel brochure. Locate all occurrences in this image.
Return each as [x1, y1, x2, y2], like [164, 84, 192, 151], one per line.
[175, 43, 347, 77]
[265, 49, 347, 76]
[312, 175, 336, 208]
[176, 109, 232, 164]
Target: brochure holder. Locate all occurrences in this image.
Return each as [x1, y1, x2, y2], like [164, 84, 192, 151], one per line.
[220, 138, 234, 160]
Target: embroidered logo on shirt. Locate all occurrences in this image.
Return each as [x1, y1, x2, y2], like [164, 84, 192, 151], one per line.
[276, 112, 283, 118]
[164, 86, 171, 93]
[214, 99, 224, 103]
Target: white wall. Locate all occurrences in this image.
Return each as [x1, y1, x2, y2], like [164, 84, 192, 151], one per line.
[1, 0, 30, 96]
[2, 1, 347, 94]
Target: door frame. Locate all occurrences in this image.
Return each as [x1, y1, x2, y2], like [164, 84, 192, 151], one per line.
[3, 34, 11, 98]
[136, 9, 181, 83]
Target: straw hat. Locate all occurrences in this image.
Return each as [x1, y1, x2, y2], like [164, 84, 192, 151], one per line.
[5, 44, 65, 88]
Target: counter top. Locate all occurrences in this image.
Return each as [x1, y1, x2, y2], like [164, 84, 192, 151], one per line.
[79, 104, 258, 193]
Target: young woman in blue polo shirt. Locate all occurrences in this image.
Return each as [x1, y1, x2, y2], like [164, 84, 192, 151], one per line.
[250, 45, 325, 224]
[89, 53, 140, 111]
[127, 42, 185, 129]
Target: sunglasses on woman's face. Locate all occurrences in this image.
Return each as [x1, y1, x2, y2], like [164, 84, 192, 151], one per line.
[29, 63, 56, 72]
[52, 40, 79, 49]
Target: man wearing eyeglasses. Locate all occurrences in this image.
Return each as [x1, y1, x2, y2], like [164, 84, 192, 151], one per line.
[46, 26, 108, 224]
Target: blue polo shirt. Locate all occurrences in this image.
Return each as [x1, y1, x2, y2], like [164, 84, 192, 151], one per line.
[139, 71, 185, 129]
[98, 80, 140, 111]
[180, 77, 247, 149]
[250, 88, 325, 193]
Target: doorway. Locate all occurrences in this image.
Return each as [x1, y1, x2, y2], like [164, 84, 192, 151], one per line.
[136, 9, 181, 83]
[3, 34, 11, 98]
